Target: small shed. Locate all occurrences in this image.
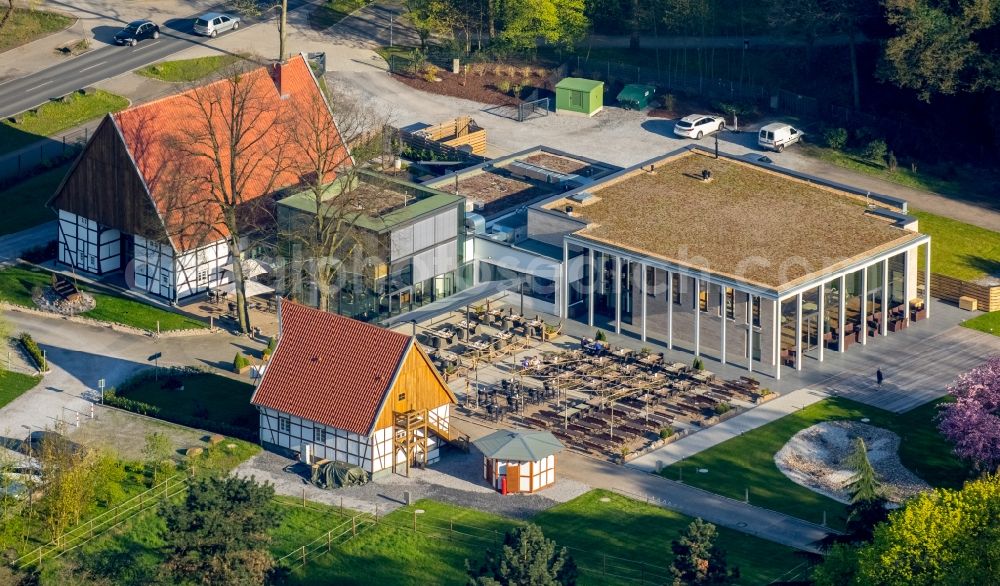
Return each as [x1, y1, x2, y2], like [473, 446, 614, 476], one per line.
[617, 84, 656, 110]
[555, 78, 604, 117]
[473, 429, 564, 494]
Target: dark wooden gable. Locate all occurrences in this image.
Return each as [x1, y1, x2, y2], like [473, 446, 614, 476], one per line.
[47, 115, 169, 244]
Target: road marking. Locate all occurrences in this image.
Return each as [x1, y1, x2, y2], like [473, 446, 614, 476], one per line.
[78, 60, 107, 73]
[23, 81, 52, 93]
[131, 40, 161, 51]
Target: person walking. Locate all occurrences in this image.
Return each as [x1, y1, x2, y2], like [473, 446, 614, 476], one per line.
[876, 367, 884, 386]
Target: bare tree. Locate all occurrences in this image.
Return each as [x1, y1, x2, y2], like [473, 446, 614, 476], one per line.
[164, 59, 294, 334]
[281, 88, 395, 313]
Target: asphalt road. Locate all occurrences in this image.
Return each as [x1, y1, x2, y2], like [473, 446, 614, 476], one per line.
[0, 0, 311, 119]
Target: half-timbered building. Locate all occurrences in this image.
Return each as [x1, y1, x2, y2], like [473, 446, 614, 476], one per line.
[251, 300, 459, 476]
[47, 54, 346, 303]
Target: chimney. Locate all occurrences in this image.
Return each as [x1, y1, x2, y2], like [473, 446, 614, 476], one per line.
[271, 62, 290, 100]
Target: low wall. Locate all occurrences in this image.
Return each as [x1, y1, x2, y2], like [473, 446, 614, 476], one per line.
[920, 272, 1000, 312]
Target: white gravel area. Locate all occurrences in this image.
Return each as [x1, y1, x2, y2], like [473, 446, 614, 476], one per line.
[774, 421, 930, 504]
[235, 448, 590, 519]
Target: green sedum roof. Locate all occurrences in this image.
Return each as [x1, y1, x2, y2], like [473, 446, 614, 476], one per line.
[555, 77, 603, 92]
[473, 429, 564, 461]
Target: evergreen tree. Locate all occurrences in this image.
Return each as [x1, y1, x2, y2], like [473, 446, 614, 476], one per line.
[160, 475, 281, 586]
[845, 437, 880, 504]
[670, 518, 738, 585]
[467, 524, 577, 585]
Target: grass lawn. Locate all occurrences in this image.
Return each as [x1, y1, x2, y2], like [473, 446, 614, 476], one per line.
[0, 164, 68, 235]
[47, 489, 810, 585]
[1, 90, 129, 156]
[0, 8, 73, 53]
[118, 372, 257, 431]
[0, 264, 206, 332]
[963, 310, 1000, 337]
[911, 209, 1000, 282]
[662, 397, 970, 530]
[800, 143, 1000, 205]
[308, 0, 367, 30]
[0, 371, 42, 408]
[136, 55, 244, 83]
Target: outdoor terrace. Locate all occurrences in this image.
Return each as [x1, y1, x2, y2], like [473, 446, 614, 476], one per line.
[545, 150, 925, 291]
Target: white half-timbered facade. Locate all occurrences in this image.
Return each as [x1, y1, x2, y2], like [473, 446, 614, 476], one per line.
[252, 301, 458, 477]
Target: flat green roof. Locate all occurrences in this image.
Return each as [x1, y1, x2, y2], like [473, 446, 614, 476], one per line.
[278, 171, 463, 233]
[555, 77, 603, 92]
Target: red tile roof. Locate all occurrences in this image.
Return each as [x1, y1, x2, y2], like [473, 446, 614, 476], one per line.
[112, 54, 349, 252]
[251, 301, 413, 436]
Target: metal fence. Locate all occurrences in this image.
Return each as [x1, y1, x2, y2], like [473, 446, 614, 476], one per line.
[518, 97, 550, 122]
[0, 126, 90, 185]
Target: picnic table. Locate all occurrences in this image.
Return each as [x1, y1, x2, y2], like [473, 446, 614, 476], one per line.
[458, 319, 478, 330]
[492, 331, 513, 341]
[466, 340, 490, 352]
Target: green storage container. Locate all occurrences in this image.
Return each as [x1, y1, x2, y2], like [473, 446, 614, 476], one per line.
[555, 78, 604, 117]
[617, 84, 656, 110]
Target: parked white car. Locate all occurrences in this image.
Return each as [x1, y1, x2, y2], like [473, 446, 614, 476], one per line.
[673, 114, 726, 139]
[758, 123, 803, 152]
[193, 12, 241, 37]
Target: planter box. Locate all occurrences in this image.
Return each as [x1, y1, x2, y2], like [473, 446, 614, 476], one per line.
[959, 296, 978, 311]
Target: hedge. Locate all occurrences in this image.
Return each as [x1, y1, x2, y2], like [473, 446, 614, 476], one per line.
[18, 332, 46, 371]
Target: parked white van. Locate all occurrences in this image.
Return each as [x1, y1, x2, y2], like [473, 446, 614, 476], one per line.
[758, 123, 803, 152]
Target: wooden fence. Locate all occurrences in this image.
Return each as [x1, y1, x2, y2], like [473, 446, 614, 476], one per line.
[392, 125, 488, 165]
[13, 475, 189, 569]
[920, 272, 1000, 312]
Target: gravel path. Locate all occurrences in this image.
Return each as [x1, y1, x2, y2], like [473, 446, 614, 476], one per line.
[235, 449, 590, 520]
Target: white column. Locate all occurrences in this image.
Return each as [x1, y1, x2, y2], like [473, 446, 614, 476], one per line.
[903, 249, 911, 326]
[794, 293, 803, 370]
[640, 263, 648, 341]
[614, 255, 622, 334]
[773, 298, 781, 380]
[719, 286, 727, 365]
[838, 274, 847, 353]
[666, 271, 674, 349]
[881, 259, 889, 336]
[746, 297, 753, 372]
[561, 240, 570, 319]
[817, 282, 825, 362]
[860, 265, 868, 346]
[587, 248, 594, 327]
[924, 242, 931, 319]
[694, 278, 701, 357]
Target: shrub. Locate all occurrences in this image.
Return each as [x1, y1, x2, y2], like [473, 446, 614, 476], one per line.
[511, 83, 523, 97]
[714, 402, 733, 415]
[19, 332, 46, 370]
[21, 240, 58, 263]
[595, 330, 607, 342]
[864, 139, 888, 165]
[233, 353, 250, 372]
[887, 150, 898, 172]
[497, 79, 511, 94]
[659, 427, 675, 440]
[663, 93, 676, 111]
[759, 388, 774, 397]
[823, 127, 848, 149]
[692, 356, 704, 371]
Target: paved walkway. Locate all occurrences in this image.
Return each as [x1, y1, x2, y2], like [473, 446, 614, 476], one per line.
[629, 388, 830, 470]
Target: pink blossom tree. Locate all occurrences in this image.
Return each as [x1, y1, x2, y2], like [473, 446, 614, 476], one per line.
[938, 355, 1000, 473]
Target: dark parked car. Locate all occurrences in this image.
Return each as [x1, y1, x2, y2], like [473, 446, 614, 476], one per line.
[114, 20, 160, 46]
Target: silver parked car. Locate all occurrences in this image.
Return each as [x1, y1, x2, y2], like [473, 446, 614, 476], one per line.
[193, 12, 241, 37]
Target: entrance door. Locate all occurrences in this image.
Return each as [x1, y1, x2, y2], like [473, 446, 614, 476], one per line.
[506, 464, 520, 493]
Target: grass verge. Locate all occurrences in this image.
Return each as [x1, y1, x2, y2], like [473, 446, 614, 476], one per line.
[800, 143, 1000, 206]
[0, 264, 207, 331]
[661, 397, 970, 530]
[136, 55, 244, 83]
[308, 0, 367, 30]
[910, 209, 1000, 282]
[0, 164, 69, 236]
[0, 8, 73, 53]
[962, 311, 1000, 337]
[0, 371, 42, 408]
[1, 90, 128, 155]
